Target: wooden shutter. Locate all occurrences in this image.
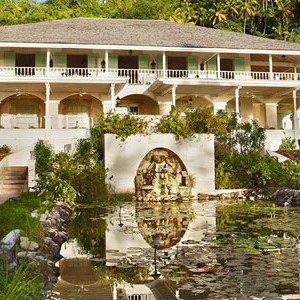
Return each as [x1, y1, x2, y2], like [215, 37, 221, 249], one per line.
[207, 55, 217, 71]
[157, 55, 163, 69]
[55, 53, 67, 68]
[88, 54, 98, 68]
[108, 54, 118, 69]
[4, 52, 15, 67]
[35, 53, 46, 67]
[234, 57, 245, 71]
[187, 56, 198, 71]
[139, 55, 149, 69]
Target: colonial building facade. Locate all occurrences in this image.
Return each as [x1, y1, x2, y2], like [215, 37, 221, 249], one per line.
[0, 18, 299, 135]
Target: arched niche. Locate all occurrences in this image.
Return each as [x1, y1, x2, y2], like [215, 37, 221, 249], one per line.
[119, 94, 158, 115]
[135, 148, 192, 201]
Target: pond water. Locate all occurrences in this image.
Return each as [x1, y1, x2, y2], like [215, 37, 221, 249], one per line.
[54, 199, 300, 300]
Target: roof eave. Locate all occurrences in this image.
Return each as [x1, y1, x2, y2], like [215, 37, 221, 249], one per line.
[0, 41, 300, 55]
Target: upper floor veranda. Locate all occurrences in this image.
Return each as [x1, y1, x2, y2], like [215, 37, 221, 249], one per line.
[1, 48, 300, 87]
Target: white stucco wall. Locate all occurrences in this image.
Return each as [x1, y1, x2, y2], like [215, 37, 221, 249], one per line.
[265, 129, 295, 151]
[104, 133, 215, 194]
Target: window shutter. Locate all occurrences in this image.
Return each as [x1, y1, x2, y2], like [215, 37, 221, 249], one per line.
[139, 55, 149, 69]
[157, 55, 163, 69]
[55, 53, 66, 68]
[88, 54, 98, 68]
[4, 52, 15, 67]
[234, 57, 245, 71]
[187, 56, 198, 71]
[207, 55, 217, 71]
[35, 53, 46, 67]
[108, 54, 118, 69]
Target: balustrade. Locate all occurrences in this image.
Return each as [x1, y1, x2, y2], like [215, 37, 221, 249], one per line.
[0, 66, 299, 85]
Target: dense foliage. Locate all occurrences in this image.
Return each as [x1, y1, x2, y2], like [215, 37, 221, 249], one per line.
[34, 139, 108, 204]
[0, 0, 300, 41]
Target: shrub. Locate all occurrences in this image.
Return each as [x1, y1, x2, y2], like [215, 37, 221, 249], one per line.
[278, 137, 296, 151]
[0, 144, 11, 154]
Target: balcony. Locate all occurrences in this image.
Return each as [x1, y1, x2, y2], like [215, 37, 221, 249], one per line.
[0, 66, 299, 85]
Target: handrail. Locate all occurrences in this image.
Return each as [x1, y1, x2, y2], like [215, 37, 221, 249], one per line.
[0, 66, 299, 85]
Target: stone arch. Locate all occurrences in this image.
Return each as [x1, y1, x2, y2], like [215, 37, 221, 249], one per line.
[135, 147, 191, 201]
[277, 98, 293, 130]
[59, 94, 103, 128]
[119, 94, 159, 115]
[176, 95, 212, 111]
[0, 93, 45, 128]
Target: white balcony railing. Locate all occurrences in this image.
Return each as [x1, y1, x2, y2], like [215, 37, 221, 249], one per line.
[0, 114, 40, 128]
[0, 66, 299, 85]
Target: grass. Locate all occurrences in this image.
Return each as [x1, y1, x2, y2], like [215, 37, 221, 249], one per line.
[0, 192, 49, 299]
[0, 192, 47, 243]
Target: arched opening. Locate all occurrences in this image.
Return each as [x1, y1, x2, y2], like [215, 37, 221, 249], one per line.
[277, 99, 293, 130]
[176, 96, 212, 111]
[0, 94, 44, 128]
[135, 148, 192, 201]
[59, 94, 102, 129]
[118, 94, 159, 115]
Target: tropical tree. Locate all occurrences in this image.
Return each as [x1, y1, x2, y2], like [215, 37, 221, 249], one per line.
[238, 0, 259, 33]
[208, 3, 227, 26]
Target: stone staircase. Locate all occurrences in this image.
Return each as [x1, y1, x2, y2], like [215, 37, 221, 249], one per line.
[0, 167, 28, 197]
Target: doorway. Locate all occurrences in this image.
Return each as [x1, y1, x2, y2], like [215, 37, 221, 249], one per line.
[118, 56, 139, 84]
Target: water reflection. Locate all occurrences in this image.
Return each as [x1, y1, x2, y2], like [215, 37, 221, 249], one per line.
[54, 200, 300, 299]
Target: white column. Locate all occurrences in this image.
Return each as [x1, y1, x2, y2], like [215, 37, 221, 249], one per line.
[158, 101, 172, 115]
[49, 100, 59, 129]
[265, 103, 278, 129]
[45, 82, 51, 130]
[235, 86, 241, 114]
[111, 83, 115, 110]
[269, 54, 273, 80]
[293, 89, 299, 143]
[213, 102, 227, 114]
[105, 50, 108, 72]
[102, 100, 112, 113]
[163, 51, 166, 78]
[171, 84, 177, 107]
[217, 53, 221, 79]
[46, 48, 51, 69]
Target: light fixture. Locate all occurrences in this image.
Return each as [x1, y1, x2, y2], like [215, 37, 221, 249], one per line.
[151, 60, 156, 70]
[128, 50, 133, 56]
[281, 55, 286, 62]
[16, 89, 21, 97]
[100, 59, 106, 69]
[200, 62, 204, 71]
[188, 97, 193, 105]
[79, 91, 87, 97]
[116, 96, 121, 106]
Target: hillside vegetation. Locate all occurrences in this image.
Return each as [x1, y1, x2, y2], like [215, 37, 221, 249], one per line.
[0, 0, 300, 42]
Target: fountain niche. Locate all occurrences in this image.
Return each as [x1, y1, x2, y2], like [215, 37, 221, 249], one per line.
[135, 148, 192, 202]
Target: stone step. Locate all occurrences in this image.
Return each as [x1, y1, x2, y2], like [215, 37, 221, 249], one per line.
[2, 175, 27, 180]
[2, 167, 28, 175]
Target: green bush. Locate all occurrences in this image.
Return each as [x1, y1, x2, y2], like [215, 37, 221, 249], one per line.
[278, 137, 296, 151]
[0, 144, 11, 154]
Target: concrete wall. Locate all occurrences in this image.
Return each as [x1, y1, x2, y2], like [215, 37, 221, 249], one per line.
[0, 129, 90, 152]
[104, 133, 215, 194]
[265, 129, 295, 151]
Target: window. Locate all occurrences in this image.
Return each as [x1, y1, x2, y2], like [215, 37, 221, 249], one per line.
[120, 104, 139, 115]
[66, 105, 88, 114]
[15, 103, 36, 114]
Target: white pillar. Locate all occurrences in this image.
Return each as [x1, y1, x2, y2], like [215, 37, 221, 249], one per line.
[102, 100, 112, 113]
[269, 54, 273, 80]
[235, 86, 241, 114]
[49, 100, 59, 129]
[111, 83, 115, 110]
[171, 85, 177, 107]
[105, 50, 108, 72]
[46, 48, 51, 69]
[265, 103, 278, 129]
[45, 82, 51, 130]
[158, 101, 172, 115]
[293, 89, 299, 143]
[217, 53, 221, 79]
[213, 102, 227, 114]
[163, 51, 166, 78]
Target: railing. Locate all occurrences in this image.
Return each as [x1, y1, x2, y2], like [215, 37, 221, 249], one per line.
[64, 114, 91, 129]
[0, 114, 41, 129]
[0, 66, 299, 85]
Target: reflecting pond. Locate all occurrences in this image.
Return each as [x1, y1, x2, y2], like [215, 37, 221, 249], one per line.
[54, 199, 300, 300]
